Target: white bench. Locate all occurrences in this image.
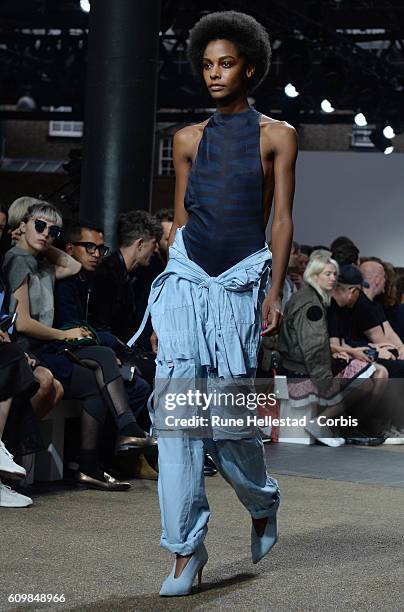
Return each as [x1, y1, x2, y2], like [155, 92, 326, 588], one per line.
[274, 375, 316, 445]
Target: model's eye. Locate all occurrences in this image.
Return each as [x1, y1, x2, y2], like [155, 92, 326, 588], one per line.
[222, 61, 233, 68]
[203, 62, 212, 70]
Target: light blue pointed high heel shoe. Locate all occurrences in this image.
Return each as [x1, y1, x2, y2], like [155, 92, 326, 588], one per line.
[159, 543, 208, 597]
[251, 513, 278, 564]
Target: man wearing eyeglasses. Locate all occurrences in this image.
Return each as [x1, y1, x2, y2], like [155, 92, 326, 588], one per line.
[53, 220, 157, 476]
[54, 220, 109, 327]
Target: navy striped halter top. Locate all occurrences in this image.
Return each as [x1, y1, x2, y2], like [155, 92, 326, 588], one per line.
[182, 106, 265, 277]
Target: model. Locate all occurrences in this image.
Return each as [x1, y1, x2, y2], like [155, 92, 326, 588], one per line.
[131, 10, 297, 597]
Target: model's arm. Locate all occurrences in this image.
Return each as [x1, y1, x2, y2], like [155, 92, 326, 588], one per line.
[261, 123, 298, 335]
[167, 128, 192, 248]
[44, 245, 81, 280]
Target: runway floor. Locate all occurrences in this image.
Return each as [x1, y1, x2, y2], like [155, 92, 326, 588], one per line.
[1, 443, 404, 611]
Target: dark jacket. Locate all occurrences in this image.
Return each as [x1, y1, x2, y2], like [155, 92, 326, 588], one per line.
[54, 272, 92, 328]
[277, 283, 333, 393]
[54, 271, 121, 352]
[90, 251, 136, 343]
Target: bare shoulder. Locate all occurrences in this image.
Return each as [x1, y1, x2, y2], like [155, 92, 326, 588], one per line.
[173, 120, 209, 160]
[259, 115, 298, 152]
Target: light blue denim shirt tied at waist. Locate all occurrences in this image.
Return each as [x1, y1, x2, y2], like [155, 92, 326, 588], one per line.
[128, 227, 272, 378]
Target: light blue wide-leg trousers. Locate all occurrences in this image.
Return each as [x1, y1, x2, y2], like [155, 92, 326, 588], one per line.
[157, 430, 280, 555]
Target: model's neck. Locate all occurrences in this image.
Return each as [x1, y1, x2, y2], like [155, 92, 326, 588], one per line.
[216, 97, 250, 115]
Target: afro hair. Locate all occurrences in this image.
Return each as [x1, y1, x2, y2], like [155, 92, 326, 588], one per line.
[187, 11, 271, 92]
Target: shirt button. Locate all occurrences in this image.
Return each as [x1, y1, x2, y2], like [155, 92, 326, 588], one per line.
[218, 333, 221, 337]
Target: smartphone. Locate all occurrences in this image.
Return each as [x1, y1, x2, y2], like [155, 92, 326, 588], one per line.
[0, 312, 17, 332]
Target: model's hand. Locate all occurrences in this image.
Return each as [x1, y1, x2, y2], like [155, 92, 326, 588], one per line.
[150, 330, 158, 354]
[261, 290, 283, 336]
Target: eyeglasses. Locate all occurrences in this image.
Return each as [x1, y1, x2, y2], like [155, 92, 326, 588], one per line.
[33, 219, 61, 239]
[71, 241, 110, 257]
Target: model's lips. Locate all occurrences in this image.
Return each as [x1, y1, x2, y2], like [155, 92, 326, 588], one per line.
[209, 84, 225, 90]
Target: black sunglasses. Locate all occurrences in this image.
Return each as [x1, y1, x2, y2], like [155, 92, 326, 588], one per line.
[33, 219, 61, 239]
[71, 241, 110, 257]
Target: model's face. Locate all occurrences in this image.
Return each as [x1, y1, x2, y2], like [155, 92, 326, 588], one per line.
[202, 39, 252, 101]
[317, 264, 337, 292]
[21, 216, 60, 252]
[66, 228, 106, 272]
[0, 212, 6, 239]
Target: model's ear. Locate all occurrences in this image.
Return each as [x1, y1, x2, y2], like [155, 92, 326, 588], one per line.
[65, 242, 73, 255]
[246, 65, 255, 79]
[19, 221, 27, 233]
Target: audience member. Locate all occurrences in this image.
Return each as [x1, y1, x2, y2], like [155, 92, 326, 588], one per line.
[298, 245, 312, 275]
[2, 202, 153, 491]
[154, 208, 173, 264]
[132, 208, 173, 351]
[7, 196, 42, 244]
[379, 263, 404, 341]
[330, 235, 355, 252]
[277, 254, 377, 447]
[0, 336, 40, 507]
[356, 260, 404, 361]
[0, 205, 7, 241]
[0, 205, 10, 260]
[54, 220, 156, 479]
[91, 210, 160, 344]
[332, 241, 360, 267]
[328, 265, 390, 440]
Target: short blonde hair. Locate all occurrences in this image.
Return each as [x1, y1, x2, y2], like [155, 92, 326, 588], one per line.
[304, 254, 339, 305]
[23, 202, 63, 227]
[8, 196, 42, 229]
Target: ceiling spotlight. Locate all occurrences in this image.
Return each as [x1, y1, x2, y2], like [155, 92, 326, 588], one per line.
[284, 83, 299, 98]
[321, 99, 335, 113]
[80, 0, 90, 13]
[354, 112, 367, 127]
[384, 146, 394, 155]
[383, 125, 395, 139]
[16, 94, 37, 111]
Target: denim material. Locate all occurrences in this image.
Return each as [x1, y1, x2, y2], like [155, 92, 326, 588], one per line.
[128, 227, 271, 377]
[157, 433, 280, 555]
[129, 228, 279, 555]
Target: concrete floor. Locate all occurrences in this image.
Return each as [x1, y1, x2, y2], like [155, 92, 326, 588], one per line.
[1, 444, 404, 612]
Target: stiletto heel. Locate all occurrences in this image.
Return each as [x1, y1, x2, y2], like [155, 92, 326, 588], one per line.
[159, 543, 208, 597]
[251, 508, 279, 564]
[197, 565, 205, 587]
